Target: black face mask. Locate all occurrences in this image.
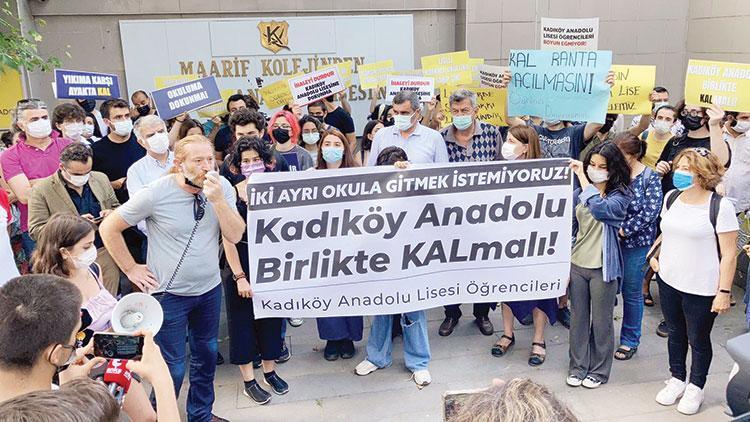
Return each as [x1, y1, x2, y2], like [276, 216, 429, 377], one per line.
[273, 128, 291, 144]
[137, 105, 151, 116]
[79, 99, 96, 113]
[682, 115, 705, 131]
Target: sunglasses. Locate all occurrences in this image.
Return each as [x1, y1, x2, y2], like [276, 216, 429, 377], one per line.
[193, 194, 206, 222]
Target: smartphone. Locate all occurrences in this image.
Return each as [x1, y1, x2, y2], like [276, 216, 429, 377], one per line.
[443, 388, 488, 420]
[93, 333, 144, 360]
[92, 215, 104, 223]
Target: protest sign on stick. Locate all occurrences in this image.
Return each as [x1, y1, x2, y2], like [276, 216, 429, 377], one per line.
[151, 76, 222, 120]
[385, 76, 435, 103]
[246, 159, 572, 318]
[440, 86, 508, 127]
[54, 69, 120, 100]
[685, 59, 750, 112]
[288, 67, 346, 106]
[421, 51, 473, 86]
[508, 49, 612, 123]
[478, 64, 508, 89]
[540, 17, 599, 51]
[259, 78, 294, 110]
[358, 59, 395, 90]
[608, 65, 656, 115]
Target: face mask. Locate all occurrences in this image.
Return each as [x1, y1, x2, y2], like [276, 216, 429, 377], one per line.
[586, 166, 609, 183]
[272, 128, 291, 144]
[544, 119, 561, 128]
[63, 122, 84, 141]
[73, 246, 97, 269]
[302, 132, 320, 145]
[64, 169, 90, 187]
[79, 99, 96, 113]
[732, 120, 750, 134]
[672, 170, 694, 191]
[682, 115, 704, 131]
[452, 115, 473, 131]
[82, 124, 95, 138]
[26, 118, 52, 138]
[112, 119, 133, 137]
[147, 132, 170, 154]
[136, 104, 151, 116]
[653, 120, 672, 135]
[321, 146, 344, 163]
[501, 142, 521, 160]
[241, 161, 266, 177]
[653, 101, 669, 111]
[393, 113, 415, 131]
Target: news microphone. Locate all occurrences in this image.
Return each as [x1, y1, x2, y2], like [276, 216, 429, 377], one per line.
[102, 359, 132, 404]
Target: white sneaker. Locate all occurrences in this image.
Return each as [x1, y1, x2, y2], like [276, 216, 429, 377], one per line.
[566, 375, 583, 387]
[582, 376, 602, 389]
[676, 383, 704, 415]
[655, 377, 687, 406]
[288, 318, 304, 327]
[354, 360, 379, 376]
[412, 369, 432, 387]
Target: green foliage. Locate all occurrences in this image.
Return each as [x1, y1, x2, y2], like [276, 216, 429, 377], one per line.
[0, 1, 62, 72]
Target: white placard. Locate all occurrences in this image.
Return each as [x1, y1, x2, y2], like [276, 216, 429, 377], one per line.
[540, 17, 599, 50]
[385, 76, 435, 103]
[288, 67, 345, 106]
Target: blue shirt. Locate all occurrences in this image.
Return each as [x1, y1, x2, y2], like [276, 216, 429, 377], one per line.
[620, 168, 663, 249]
[529, 122, 586, 159]
[367, 123, 450, 166]
[441, 120, 505, 163]
[126, 152, 175, 197]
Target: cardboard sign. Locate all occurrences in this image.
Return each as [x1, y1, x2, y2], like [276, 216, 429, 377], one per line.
[385, 76, 435, 103]
[608, 65, 655, 115]
[53, 69, 120, 100]
[0, 67, 23, 129]
[151, 75, 222, 120]
[320, 61, 354, 88]
[508, 49, 612, 123]
[685, 59, 750, 112]
[259, 78, 294, 110]
[440, 86, 508, 127]
[358, 59, 395, 90]
[478, 64, 508, 89]
[540, 17, 599, 51]
[421, 51, 473, 86]
[288, 67, 346, 106]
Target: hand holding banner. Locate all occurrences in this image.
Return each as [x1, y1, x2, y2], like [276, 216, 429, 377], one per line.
[685, 59, 750, 112]
[608, 65, 655, 115]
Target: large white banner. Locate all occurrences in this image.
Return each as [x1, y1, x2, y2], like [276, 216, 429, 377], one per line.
[119, 16, 414, 123]
[246, 160, 573, 318]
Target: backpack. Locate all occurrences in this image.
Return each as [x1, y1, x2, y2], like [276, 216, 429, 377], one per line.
[664, 189, 722, 257]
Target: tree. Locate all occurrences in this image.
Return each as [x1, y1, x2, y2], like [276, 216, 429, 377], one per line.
[0, 1, 67, 72]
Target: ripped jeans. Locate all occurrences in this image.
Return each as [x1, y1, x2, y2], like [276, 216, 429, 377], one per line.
[365, 310, 431, 371]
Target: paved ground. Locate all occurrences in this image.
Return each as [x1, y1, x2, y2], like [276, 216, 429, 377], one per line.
[177, 285, 749, 421]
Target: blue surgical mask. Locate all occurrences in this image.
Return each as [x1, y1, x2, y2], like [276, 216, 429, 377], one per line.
[393, 113, 415, 131]
[672, 170, 694, 191]
[452, 115, 473, 130]
[321, 146, 344, 163]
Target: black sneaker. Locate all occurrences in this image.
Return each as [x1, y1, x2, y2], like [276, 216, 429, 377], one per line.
[216, 351, 224, 365]
[243, 380, 271, 405]
[324, 340, 339, 361]
[276, 342, 291, 364]
[252, 355, 262, 369]
[557, 307, 571, 329]
[263, 371, 289, 395]
[339, 340, 356, 359]
[656, 319, 669, 338]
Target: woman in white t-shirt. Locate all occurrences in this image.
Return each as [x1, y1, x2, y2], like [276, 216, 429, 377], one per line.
[650, 147, 738, 415]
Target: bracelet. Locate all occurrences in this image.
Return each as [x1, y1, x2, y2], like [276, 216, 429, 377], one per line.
[233, 272, 246, 282]
[719, 289, 731, 294]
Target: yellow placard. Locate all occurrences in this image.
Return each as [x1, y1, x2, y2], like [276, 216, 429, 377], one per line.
[389, 69, 423, 77]
[608, 65, 655, 115]
[320, 61, 354, 88]
[154, 74, 198, 89]
[259, 78, 294, 110]
[440, 85, 508, 127]
[468, 58, 485, 87]
[421, 51, 473, 86]
[196, 89, 240, 118]
[0, 67, 23, 129]
[685, 59, 750, 112]
[358, 59, 395, 90]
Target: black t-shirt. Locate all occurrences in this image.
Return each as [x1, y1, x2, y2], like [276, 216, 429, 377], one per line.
[324, 107, 355, 134]
[91, 133, 146, 203]
[657, 135, 710, 193]
[214, 125, 233, 159]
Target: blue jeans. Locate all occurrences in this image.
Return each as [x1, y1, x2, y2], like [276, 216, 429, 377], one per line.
[619, 246, 648, 348]
[155, 284, 222, 422]
[20, 231, 35, 260]
[366, 311, 430, 371]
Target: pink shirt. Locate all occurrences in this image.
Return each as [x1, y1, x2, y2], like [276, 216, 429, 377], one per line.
[0, 132, 72, 232]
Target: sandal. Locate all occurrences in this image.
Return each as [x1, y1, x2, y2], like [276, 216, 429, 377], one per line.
[491, 334, 515, 357]
[614, 345, 637, 361]
[643, 293, 654, 307]
[528, 341, 546, 366]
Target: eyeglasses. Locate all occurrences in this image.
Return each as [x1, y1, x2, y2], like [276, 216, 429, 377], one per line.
[692, 147, 710, 157]
[48, 343, 78, 369]
[681, 109, 704, 118]
[272, 124, 291, 130]
[193, 194, 206, 222]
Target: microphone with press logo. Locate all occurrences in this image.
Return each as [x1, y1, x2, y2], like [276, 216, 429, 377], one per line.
[102, 359, 132, 405]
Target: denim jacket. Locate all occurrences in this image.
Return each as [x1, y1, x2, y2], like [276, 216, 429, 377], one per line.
[572, 184, 633, 283]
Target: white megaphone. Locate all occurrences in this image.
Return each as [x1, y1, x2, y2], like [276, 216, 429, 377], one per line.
[111, 293, 164, 335]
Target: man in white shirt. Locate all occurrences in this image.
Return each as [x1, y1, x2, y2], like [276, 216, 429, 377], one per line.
[127, 115, 174, 196]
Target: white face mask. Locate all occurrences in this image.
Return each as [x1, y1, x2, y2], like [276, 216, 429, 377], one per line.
[112, 119, 133, 137]
[302, 132, 320, 145]
[82, 123, 95, 138]
[147, 132, 170, 154]
[71, 246, 97, 269]
[64, 169, 91, 187]
[25, 118, 52, 138]
[63, 122, 84, 141]
[733, 120, 750, 134]
[501, 142, 521, 160]
[653, 119, 672, 135]
[393, 113, 415, 131]
[586, 166, 609, 183]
